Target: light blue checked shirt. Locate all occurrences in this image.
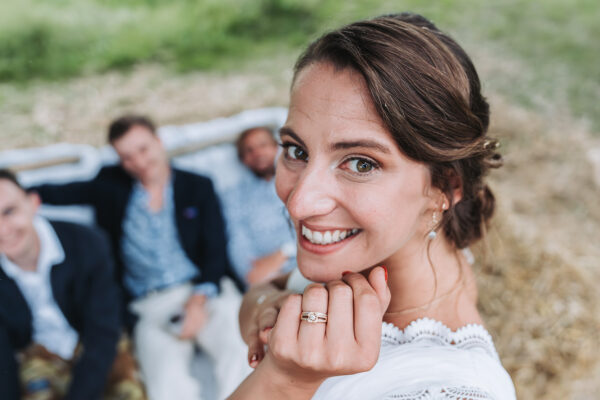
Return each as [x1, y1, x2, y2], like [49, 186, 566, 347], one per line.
[121, 179, 217, 298]
[221, 172, 296, 283]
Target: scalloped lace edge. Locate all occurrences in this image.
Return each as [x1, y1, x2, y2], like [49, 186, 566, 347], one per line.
[381, 318, 499, 360]
[384, 385, 494, 399]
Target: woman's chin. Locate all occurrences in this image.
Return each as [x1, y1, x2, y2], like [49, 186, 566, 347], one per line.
[297, 263, 342, 283]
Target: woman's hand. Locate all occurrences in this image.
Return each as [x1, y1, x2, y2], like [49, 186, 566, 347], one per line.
[238, 274, 294, 368]
[262, 266, 390, 391]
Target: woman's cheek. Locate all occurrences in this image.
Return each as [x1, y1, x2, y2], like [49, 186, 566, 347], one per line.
[275, 167, 295, 204]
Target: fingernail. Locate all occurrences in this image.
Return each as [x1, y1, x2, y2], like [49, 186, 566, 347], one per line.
[342, 270, 352, 276]
[249, 353, 258, 367]
[262, 327, 272, 333]
[381, 265, 388, 282]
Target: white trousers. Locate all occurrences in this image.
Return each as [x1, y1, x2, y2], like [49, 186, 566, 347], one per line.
[130, 279, 252, 400]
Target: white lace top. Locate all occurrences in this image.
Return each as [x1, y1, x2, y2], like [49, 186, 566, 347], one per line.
[312, 318, 516, 400]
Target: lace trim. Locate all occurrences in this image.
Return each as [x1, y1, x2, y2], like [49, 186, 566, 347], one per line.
[385, 386, 493, 399]
[381, 318, 499, 360]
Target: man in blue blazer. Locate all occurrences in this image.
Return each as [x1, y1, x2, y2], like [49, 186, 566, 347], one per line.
[31, 116, 250, 400]
[0, 169, 136, 399]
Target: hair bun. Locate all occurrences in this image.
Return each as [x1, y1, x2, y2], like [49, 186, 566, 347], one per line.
[444, 183, 496, 249]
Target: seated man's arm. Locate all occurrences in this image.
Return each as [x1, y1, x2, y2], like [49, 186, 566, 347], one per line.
[0, 323, 19, 400]
[246, 251, 289, 286]
[30, 174, 101, 206]
[67, 229, 121, 400]
[32, 180, 96, 205]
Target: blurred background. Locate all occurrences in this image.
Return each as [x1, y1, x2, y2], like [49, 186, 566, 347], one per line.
[1, 0, 599, 398]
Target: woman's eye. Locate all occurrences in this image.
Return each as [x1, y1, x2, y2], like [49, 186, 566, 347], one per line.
[286, 144, 308, 161]
[347, 158, 376, 173]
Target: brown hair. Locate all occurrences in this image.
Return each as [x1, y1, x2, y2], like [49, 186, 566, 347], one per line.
[108, 115, 156, 143]
[0, 168, 23, 191]
[235, 126, 277, 160]
[293, 12, 502, 249]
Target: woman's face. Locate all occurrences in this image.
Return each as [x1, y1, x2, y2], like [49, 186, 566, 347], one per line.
[276, 62, 437, 282]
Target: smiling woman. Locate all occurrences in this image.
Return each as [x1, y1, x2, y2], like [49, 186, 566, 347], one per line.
[276, 63, 440, 283]
[230, 12, 515, 400]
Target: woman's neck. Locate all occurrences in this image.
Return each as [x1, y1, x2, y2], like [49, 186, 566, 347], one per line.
[382, 235, 482, 331]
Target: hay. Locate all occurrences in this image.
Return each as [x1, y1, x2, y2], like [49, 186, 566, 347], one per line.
[473, 97, 600, 399]
[474, 220, 599, 399]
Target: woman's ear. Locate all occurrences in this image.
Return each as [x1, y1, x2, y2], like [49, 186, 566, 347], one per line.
[445, 169, 463, 206]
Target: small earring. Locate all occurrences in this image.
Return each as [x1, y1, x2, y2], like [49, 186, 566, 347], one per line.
[428, 210, 439, 240]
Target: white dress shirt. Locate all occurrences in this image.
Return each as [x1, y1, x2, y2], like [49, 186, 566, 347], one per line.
[0, 217, 79, 359]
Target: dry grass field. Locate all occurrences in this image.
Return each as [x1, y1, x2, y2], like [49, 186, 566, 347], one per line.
[1, 48, 599, 399]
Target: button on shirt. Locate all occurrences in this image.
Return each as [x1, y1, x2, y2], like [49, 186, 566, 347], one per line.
[0, 217, 79, 360]
[222, 173, 296, 281]
[121, 179, 216, 298]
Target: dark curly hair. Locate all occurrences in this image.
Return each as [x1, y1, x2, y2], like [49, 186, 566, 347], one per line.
[293, 12, 502, 249]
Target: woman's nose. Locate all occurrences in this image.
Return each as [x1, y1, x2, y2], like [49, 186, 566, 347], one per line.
[286, 166, 336, 220]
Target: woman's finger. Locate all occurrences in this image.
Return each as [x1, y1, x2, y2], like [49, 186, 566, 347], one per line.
[298, 283, 329, 346]
[258, 326, 272, 345]
[342, 272, 384, 347]
[325, 280, 354, 340]
[247, 334, 265, 368]
[257, 307, 279, 335]
[367, 266, 391, 313]
[269, 293, 302, 345]
[274, 290, 294, 309]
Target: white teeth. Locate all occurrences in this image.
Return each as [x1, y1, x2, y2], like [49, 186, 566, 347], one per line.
[332, 230, 340, 242]
[302, 225, 312, 241]
[301, 225, 359, 245]
[313, 231, 323, 244]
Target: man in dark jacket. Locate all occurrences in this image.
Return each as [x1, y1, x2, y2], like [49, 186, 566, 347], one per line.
[31, 116, 250, 400]
[0, 169, 143, 400]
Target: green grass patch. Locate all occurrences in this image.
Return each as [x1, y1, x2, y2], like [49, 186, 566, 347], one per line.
[0, 0, 325, 80]
[1, 0, 599, 130]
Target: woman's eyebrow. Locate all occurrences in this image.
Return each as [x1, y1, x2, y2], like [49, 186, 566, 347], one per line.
[279, 127, 307, 149]
[330, 140, 391, 154]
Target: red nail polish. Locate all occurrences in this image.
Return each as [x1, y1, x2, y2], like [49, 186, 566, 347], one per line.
[250, 353, 258, 362]
[382, 265, 388, 282]
[342, 271, 352, 276]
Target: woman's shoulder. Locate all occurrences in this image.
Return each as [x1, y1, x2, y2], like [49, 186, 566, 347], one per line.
[313, 318, 516, 400]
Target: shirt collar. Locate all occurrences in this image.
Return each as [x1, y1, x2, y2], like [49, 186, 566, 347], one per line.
[0, 216, 65, 278]
[132, 176, 174, 208]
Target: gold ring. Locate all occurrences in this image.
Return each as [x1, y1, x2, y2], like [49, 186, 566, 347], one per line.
[300, 311, 328, 323]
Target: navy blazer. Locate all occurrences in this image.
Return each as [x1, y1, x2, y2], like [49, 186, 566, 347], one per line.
[0, 221, 121, 400]
[32, 166, 241, 305]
